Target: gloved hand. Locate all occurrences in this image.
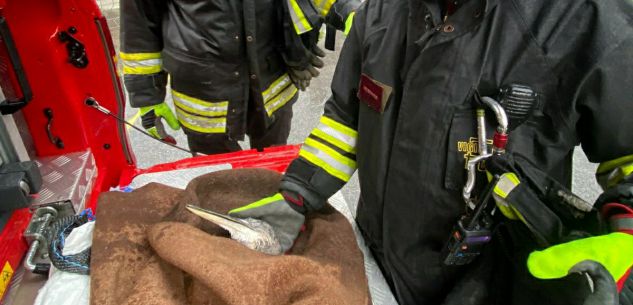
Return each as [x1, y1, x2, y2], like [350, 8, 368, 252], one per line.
[228, 192, 305, 253]
[484, 153, 597, 246]
[527, 233, 633, 305]
[140, 103, 180, 144]
[288, 46, 325, 91]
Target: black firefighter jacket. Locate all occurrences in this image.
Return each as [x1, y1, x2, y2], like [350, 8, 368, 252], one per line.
[120, 0, 356, 139]
[281, 0, 633, 304]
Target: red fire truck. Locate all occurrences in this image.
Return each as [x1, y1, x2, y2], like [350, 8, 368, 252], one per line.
[0, 0, 300, 303]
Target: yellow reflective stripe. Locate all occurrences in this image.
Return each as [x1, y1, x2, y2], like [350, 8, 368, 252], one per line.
[304, 138, 356, 168]
[174, 99, 227, 117]
[122, 58, 161, 68]
[301, 137, 356, 181]
[311, 128, 356, 154]
[315, 116, 357, 153]
[229, 193, 285, 214]
[624, 163, 633, 177]
[265, 85, 298, 116]
[604, 163, 633, 189]
[320, 116, 357, 138]
[312, 0, 336, 17]
[493, 173, 520, 199]
[122, 59, 162, 71]
[263, 74, 293, 103]
[299, 148, 354, 182]
[492, 173, 522, 220]
[172, 90, 227, 109]
[344, 11, 355, 35]
[123, 65, 162, 75]
[497, 201, 527, 220]
[175, 108, 226, 134]
[172, 90, 228, 117]
[287, 0, 313, 34]
[120, 52, 162, 75]
[597, 155, 633, 174]
[597, 155, 633, 189]
[119, 52, 161, 61]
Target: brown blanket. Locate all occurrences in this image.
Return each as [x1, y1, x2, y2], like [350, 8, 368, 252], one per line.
[90, 168, 370, 305]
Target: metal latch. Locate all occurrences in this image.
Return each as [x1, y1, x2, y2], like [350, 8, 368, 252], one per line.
[23, 206, 58, 275]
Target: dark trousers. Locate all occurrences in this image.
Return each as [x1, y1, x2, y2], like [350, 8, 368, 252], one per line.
[186, 105, 293, 155]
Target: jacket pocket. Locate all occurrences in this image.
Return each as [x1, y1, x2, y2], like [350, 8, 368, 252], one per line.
[444, 106, 495, 191]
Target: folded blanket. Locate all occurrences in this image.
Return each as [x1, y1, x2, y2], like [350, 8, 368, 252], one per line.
[90, 168, 370, 305]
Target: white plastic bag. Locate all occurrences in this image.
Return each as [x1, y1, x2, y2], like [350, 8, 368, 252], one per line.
[33, 221, 94, 305]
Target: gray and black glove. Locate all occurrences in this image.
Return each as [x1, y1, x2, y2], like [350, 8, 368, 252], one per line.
[571, 260, 619, 305]
[288, 46, 325, 91]
[228, 192, 305, 253]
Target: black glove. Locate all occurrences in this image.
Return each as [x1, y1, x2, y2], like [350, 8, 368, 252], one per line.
[527, 233, 633, 305]
[288, 45, 325, 91]
[572, 260, 619, 305]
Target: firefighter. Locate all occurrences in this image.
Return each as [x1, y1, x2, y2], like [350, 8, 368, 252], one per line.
[229, 0, 633, 304]
[120, 0, 359, 154]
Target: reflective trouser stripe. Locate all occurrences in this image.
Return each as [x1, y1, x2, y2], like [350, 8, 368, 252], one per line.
[312, 0, 337, 17]
[172, 90, 229, 117]
[287, 0, 313, 34]
[175, 107, 226, 134]
[299, 137, 356, 182]
[120, 52, 162, 75]
[312, 116, 357, 153]
[264, 85, 298, 116]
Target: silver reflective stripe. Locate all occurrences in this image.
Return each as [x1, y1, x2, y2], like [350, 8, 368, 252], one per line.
[172, 93, 228, 115]
[263, 75, 292, 103]
[287, 0, 311, 34]
[175, 108, 226, 133]
[316, 123, 357, 149]
[122, 58, 162, 68]
[265, 85, 297, 116]
[495, 174, 520, 199]
[610, 217, 633, 232]
[301, 143, 355, 177]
